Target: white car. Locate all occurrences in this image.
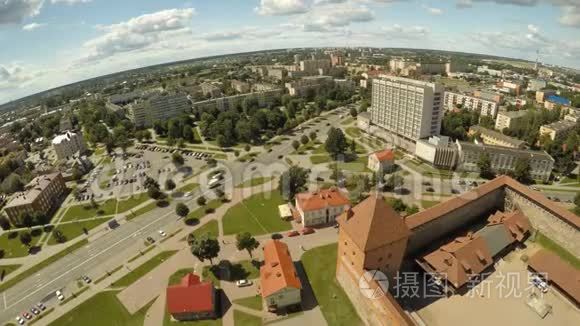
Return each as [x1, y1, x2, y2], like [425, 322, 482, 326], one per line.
[184, 192, 192, 198]
[56, 290, 65, 301]
[15, 316, 25, 325]
[158, 230, 167, 237]
[531, 275, 548, 293]
[235, 279, 253, 287]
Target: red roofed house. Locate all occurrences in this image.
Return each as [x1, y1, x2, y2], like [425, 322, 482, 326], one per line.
[295, 188, 350, 227]
[260, 240, 302, 312]
[166, 273, 217, 321]
[368, 149, 395, 174]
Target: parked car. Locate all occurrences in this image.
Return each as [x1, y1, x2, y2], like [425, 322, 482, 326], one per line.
[56, 290, 65, 301]
[15, 316, 25, 325]
[531, 275, 548, 293]
[36, 303, 46, 311]
[30, 307, 40, 315]
[146, 236, 155, 244]
[235, 279, 253, 287]
[286, 230, 300, 237]
[301, 227, 315, 235]
[82, 275, 92, 284]
[22, 312, 32, 320]
[158, 230, 167, 237]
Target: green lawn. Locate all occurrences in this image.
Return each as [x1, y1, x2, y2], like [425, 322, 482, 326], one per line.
[0, 239, 88, 292]
[190, 220, 219, 239]
[185, 199, 224, 224]
[301, 244, 362, 326]
[117, 194, 151, 214]
[48, 218, 110, 245]
[0, 231, 42, 258]
[309, 155, 331, 165]
[235, 260, 260, 280]
[345, 127, 362, 138]
[168, 268, 195, 285]
[0, 264, 21, 280]
[50, 291, 153, 326]
[421, 200, 440, 209]
[61, 199, 117, 222]
[534, 232, 580, 269]
[235, 177, 275, 188]
[233, 296, 262, 311]
[336, 156, 369, 173]
[340, 117, 354, 125]
[127, 201, 159, 220]
[112, 251, 178, 287]
[222, 191, 291, 236]
[233, 310, 261, 326]
[202, 266, 221, 288]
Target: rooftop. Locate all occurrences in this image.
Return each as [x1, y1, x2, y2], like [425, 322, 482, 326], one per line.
[4, 173, 62, 208]
[528, 250, 580, 305]
[371, 149, 395, 162]
[458, 141, 553, 161]
[497, 110, 528, 119]
[295, 188, 350, 212]
[166, 273, 214, 315]
[541, 119, 576, 131]
[469, 126, 526, 148]
[260, 240, 302, 298]
[545, 95, 571, 106]
[52, 131, 79, 145]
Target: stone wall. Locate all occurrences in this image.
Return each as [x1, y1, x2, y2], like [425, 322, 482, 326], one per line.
[406, 189, 505, 255]
[505, 188, 580, 257]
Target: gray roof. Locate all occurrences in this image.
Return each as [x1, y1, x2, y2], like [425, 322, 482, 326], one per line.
[497, 110, 528, 119]
[470, 126, 526, 148]
[458, 141, 554, 162]
[541, 119, 576, 132]
[477, 224, 514, 257]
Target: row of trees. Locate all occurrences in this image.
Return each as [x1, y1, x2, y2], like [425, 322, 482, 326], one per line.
[153, 115, 199, 144]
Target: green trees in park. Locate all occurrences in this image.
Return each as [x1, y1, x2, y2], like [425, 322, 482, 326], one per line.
[165, 179, 176, 191]
[190, 234, 220, 265]
[325, 127, 348, 159]
[279, 166, 309, 201]
[175, 203, 190, 218]
[477, 153, 495, 180]
[235, 232, 260, 258]
[384, 174, 404, 191]
[172, 152, 184, 166]
[349, 107, 358, 118]
[440, 109, 480, 141]
[153, 115, 199, 144]
[300, 135, 309, 145]
[197, 196, 207, 206]
[513, 158, 532, 184]
[291, 140, 300, 151]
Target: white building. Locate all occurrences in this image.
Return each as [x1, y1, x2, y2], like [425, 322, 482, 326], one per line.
[369, 76, 444, 142]
[414, 136, 458, 169]
[444, 90, 502, 117]
[285, 76, 333, 97]
[294, 188, 350, 227]
[52, 131, 86, 161]
[495, 110, 528, 131]
[128, 93, 191, 127]
[367, 149, 395, 174]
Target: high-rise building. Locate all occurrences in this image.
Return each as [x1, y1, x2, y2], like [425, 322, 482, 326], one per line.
[52, 131, 86, 161]
[330, 52, 344, 66]
[369, 76, 444, 141]
[495, 110, 528, 131]
[128, 93, 191, 127]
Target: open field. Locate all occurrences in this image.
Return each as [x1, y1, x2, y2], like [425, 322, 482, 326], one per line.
[112, 250, 178, 287]
[61, 199, 117, 222]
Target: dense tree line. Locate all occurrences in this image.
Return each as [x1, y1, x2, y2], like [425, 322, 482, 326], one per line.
[153, 115, 198, 145]
[440, 109, 480, 140]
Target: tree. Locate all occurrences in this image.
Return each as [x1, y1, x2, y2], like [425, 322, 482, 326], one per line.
[384, 174, 404, 191]
[148, 187, 162, 200]
[176, 203, 190, 218]
[291, 140, 300, 151]
[143, 176, 159, 191]
[513, 158, 532, 184]
[300, 135, 309, 145]
[279, 166, 309, 201]
[53, 229, 67, 243]
[309, 131, 317, 142]
[477, 153, 495, 179]
[71, 166, 83, 181]
[0, 216, 10, 230]
[235, 232, 260, 258]
[190, 234, 220, 265]
[244, 144, 251, 152]
[325, 127, 348, 159]
[19, 232, 32, 247]
[197, 196, 207, 206]
[165, 179, 176, 191]
[387, 198, 407, 213]
[172, 152, 184, 166]
[349, 107, 358, 118]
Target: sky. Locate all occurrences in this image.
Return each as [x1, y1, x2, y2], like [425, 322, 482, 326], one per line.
[1, 0, 580, 105]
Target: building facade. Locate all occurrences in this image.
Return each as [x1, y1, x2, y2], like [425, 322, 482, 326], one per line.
[3, 173, 66, 225]
[166, 273, 216, 321]
[414, 136, 458, 169]
[231, 80, 250, 93]
[369, 76, 444, 142]
[285, 76, 333, 97]
[367, 149, 395, 174]
[52, 131, 87, 161]
[456, 141, 554, 182]
[192, 89, 283, 112]
[128, 94, 191, 127]
[495, 110, 527, 131]
[295, 188, 350, 227]
[469, 126, 527, 148]
[444, 90, 501, 117]
[260, 240, 302, 312]
[539, 120, 577, 141]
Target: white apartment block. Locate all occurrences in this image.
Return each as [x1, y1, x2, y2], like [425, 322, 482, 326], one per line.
[495, 110, 527, 131]
[285, 76, 333, 97]
[539, 120, 577, 141]
[129, 94, 191, 127]
[300, 59, 331, 75]
[369, 76, 444, 142]
[52, 131, 86, 161]
[444, 91, 500, 117]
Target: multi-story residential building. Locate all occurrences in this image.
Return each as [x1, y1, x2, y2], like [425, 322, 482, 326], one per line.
[128, 93, 191, 127]
[536, 89, 557, 104]
[414, 136, 458, 169]
[496, 80, 522, 95]
[267, 68, 286, 81]
[456, 141, 554, 182]
[330, 52, 344, 66]
[59, 116, 73, 132]
[444, 90, 502, 117]
[299, 59, 331, 75]
[200, 83, 222, 98]
[260, 240, 302, 312]
[539, 120, 577, 141]
[564, 108, 580, 123]
[295, 188, 350, 227]
[477, 65, 503, 77]
[469, 126, 527, 149]
[369, 76, 444, 142]
[52, 131, 87, 161]
[191, 89, 283, 113]
[528, 79, 547, 92]
[544, 95, 571, 110]
[416, 62, 447, 74]
[333, 79, 355, 92]
[3, 173, 66, 225]
[285, 76, 333, 97]
[231, 80, 250, 93]
[367, 149, 395, 174]
[495, 110, 528, 131]
[445, 62, 469, 74]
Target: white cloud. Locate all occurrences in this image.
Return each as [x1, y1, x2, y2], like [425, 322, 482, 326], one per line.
[22, 22, 45, 30]
[80, 8, 195, 62]
[50, 0, 91, 4]
[559, 5, 580, 27]
[255, 0, 310, 16]
[380, 24, 430, 38]
[0, 63, 46, 90]
[0, 0, 43, 25]
[422, 5, 443, 15]
[201, 26, 283, 42]
[296, 2, 374, 32]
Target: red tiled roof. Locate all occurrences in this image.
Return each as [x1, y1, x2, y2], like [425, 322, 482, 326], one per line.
[405, 175, 580, 230]
[260, 240, 302, 298]
[372, 149, 395, 162]
[295, 188, 350, 212]
[528, 249, 580, 304]
[166, 273, 214, 315]
[487, 210, 531, 242]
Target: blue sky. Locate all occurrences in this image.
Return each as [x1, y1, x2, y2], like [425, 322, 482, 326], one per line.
[1, 0, 580, 105]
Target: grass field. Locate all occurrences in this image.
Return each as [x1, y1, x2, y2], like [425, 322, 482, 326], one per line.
[421, 200, 440, 209]
[0, 264, 21, 280]
[127, 201, 159, 221]
[233, 310, 261, 326]
[309, 155, 331, 165]
[61, 199, 117, 222]
[168, 268, 194, 285]
[185, 199, 224, 224]
[50, 291, 153, 326]
[534, 232, 580, 269]
[48, 218, 110, 245]
[0, 239, 88, 292]
[190, 220, 219, 239]
[301, 244, 362, 326]
[345, 127, 362, 138]
[233, 295, 262, 311]
[0, 231, 41, 258]
[112, 251, 178, 287]
[235, 176, 275, 188]
[117, 194, 151, 214]
[176, 182, 200, 193]
[340, 117, 354, 125]
[222, 191, 291, 236]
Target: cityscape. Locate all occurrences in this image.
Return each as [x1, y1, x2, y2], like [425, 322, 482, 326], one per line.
[1, 1, 580, 326]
